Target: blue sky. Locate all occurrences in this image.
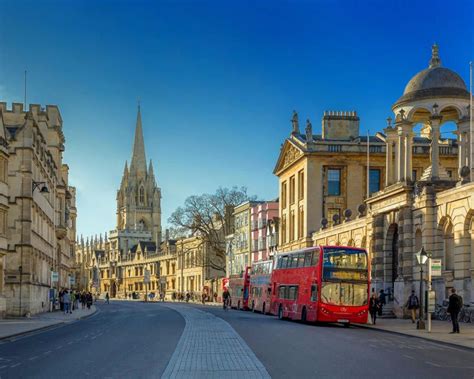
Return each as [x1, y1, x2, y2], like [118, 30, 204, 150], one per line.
[0, 0, 473, 238]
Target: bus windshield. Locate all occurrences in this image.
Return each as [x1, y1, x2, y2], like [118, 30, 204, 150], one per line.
[321, 282, 368, 306]
[322, 247, 368, 281]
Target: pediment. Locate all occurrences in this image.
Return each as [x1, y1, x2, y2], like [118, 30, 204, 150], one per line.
[273, 139, 304, 174]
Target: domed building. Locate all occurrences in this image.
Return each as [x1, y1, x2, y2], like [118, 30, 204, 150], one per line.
[277, 45, 474, 319]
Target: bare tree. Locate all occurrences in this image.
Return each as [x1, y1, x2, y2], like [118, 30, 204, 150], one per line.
[168, 186, 256, 272]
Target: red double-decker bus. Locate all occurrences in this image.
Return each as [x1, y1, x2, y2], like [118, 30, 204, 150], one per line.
[270, 246, 369, 325]
[248, 259, 274, 314]
[228, 266, 250, 310]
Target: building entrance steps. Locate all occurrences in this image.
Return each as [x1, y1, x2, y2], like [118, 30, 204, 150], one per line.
[0, 305, 97, 340]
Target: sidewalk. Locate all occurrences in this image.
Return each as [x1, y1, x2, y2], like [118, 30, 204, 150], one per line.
[357, 318, 474, 349]
[0, 305, 97, 340]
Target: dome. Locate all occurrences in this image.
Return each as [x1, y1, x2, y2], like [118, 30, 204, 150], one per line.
[393, 45, 470, 108]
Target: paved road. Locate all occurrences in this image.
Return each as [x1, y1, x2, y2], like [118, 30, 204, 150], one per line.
[0, 301, 472, 378]
[189, 304, 474, 379]
[0, 301, 184, 378]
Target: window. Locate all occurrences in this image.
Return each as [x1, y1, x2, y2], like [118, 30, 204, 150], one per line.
[280, 255, 289, 269]
[328, 169, 341, 196]
[304, 252, 312, 266]
[0, 158, 7, 183]
[289, 210, 295, 241]
[291, 254, 299, 268]
[447, 170, 452, 178]
[298, 206, 304, 239]
[298, 170, 304, 200]
[139, 187, 145, 205]
[412, 169, 417, 181]
[311, 250, 319, 266]
[297, 253, 305, 267]
[369, 169, 381, 194]
[289, 176, 296, 204]
[278, 285, 287, 299]
[288, 286, 298, 300]
[311, 284, 318, 302]
[281, 215, 287, 244]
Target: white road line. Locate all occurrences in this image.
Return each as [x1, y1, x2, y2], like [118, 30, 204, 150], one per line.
[10, 363, 21, 368]
[0, 365, 8, 369]
[43, 351, 52, 355]
[29, 356, 39, 361]
[426, 361, 441, 367]
[56, 345, 63, 349]
[67, 341, 73, 345]
[403, 355, 415, 360]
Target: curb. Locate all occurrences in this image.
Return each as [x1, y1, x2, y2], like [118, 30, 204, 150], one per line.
[0, 307, 98, 342]
[354, 323, 474, 351]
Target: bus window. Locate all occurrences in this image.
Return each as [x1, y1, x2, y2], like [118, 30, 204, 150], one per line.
[304, 252, 312, 267]
[311, 284, 318, 302]
[311, 250, 319, 266]
[278, 285, 286, 299]
[289, 286, 298, 300]
[281, 255, 289, 268]
[291, 255, 299, 268]
[297, 253, 305, 267]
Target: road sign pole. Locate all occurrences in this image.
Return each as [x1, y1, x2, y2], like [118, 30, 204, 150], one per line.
[427, 256, 432, 333]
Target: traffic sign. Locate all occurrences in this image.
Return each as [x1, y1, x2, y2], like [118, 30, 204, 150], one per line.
[431, 259, 442, 277]
[51, 271, 59, 283]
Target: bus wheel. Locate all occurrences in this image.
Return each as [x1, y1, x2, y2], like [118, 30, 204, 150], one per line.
[301, 307, 307, 323]
[278, 305, 283, 320]
[343, 322, 350, 328]
[251, 301, 255, 312]
[262, 303, 266, 315]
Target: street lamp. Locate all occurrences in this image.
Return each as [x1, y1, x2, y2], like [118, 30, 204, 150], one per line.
[415, 247, 429, 330]
[32, 181, 50, 194]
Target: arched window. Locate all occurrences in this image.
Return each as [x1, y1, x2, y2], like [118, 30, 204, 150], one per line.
[139, 187, 145, 205]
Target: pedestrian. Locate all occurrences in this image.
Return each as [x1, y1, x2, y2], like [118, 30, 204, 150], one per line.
[63, 290, 71, 315]
[405, 290, 419, 323]
[73, 291, 79, 310]
[160, 292, 165, 302]
[81, 292, 86, 309]
[70, 291, 76, 312]
[213, 292, 218, 303]
[222, 288, 231, 310]
[369, 293, 379, 325]
[447, 288, 463, 334]
[378, 289, 386, 316]
[201, 292, 206, 305]
[86, 292, 93, 309]
[186, 292, 190, 303]
[59, 289, 64, 311]
[105, 292, 110, 304]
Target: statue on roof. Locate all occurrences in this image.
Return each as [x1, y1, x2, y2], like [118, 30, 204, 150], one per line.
[305, 119, 313, 142]
[291, 110, 299, 135]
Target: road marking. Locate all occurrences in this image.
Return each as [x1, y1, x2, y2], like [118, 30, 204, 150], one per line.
[67, 341, 73, 345]
[426, 361, 441, 367]
[56, 345, 63, 349]
[10, 363, 21, 368]
[43, 351, 52, 355]
[0, 365, 8, 369]
[29, 356, 39, 361]
[403, 355, 415, 360]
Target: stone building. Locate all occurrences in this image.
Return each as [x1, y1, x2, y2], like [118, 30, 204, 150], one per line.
[157, 237, 177, 300]
[250, 200, 279, 262]
[0, 103, 77, 316]
[276, 45, 473, 316]
[275, 97, 458, 253]
[176, 232, 225, 299]
[75, 106, 163, 299]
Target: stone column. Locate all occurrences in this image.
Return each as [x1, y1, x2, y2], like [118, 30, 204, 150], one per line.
[404, 130, 414, 181]
[397, 132, 405, 181]
[457, 118, 470, 170]
[430, 116, 442, 180]
[384, 127, 397, 186]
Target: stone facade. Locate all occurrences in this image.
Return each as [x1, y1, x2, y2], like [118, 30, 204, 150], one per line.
[0, 103, 77, 316]
[250, 200, 279, 262]
[298, 45, 474, 317]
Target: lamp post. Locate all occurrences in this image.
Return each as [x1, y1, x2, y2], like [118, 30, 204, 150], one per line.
[415, 247, 430, 330]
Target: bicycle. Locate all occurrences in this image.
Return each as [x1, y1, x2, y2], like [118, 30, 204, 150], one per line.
[459, 305, 472, 323]
[434, 304, 449, 321]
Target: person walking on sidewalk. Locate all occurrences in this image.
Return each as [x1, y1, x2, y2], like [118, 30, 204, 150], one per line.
[105, 292, 110, 304]
[369, 293, 379, 325]
[406, 290, 419, 323]
[378, 289, 386, 316]
[63, 290, 71, 315]
[447, 288, 463, 334]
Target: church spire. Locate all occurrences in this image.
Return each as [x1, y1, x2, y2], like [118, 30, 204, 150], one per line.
[129, 104, 147, 177]
[148, 159, 154, 178]
[123, 160, 129, 177]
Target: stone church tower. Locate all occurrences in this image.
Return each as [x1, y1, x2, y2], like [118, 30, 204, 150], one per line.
[116, 106, 162, 244]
